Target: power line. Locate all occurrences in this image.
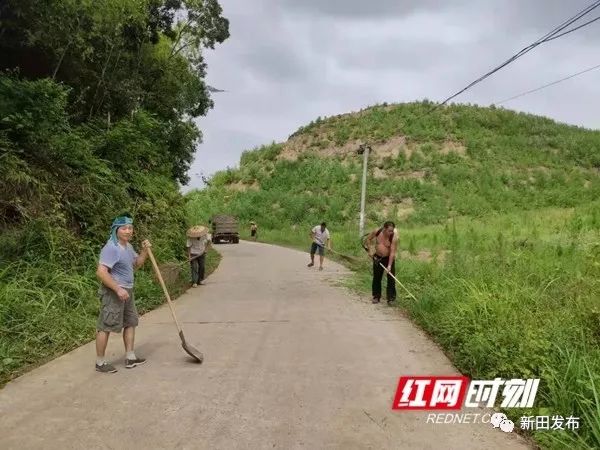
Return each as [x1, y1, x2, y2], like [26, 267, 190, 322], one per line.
[433, 0, 600, 109]
[530, 1, 600, 44]
[494, 62, 600, 105]
[544, 15, 600, 42]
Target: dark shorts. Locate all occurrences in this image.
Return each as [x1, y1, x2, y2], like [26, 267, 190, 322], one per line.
[96, 285, 138, 333]
[251, 229, 257, 237]
[310, 242, 325, 256]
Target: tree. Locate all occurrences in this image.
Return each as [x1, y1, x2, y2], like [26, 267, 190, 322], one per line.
[0, 0, 229, 122]
[0, 0, 229, 184]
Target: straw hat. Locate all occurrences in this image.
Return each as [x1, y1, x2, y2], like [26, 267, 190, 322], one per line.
[187, 225, 208, 238]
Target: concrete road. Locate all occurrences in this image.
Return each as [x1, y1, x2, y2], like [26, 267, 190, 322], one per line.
[0, 241, 530, 449]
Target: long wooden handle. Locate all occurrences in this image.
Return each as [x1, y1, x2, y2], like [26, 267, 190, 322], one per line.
[146, 246, 183, 333]
[378, 262, 418, 301]
[329, 248, 361, 262]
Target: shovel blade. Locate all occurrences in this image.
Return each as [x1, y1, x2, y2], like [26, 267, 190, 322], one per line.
[179, 331, 203, 363]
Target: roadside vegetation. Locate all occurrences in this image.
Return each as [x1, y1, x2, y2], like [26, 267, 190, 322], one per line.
[0, 0, 229, 385]
[187, 102, 600, 449]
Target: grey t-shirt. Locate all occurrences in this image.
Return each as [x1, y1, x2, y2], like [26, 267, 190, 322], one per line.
[99, 241, 138, 288]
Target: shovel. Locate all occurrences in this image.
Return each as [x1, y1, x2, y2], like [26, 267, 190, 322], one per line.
[376, 261, 418, 301]
[146, 246, 204, 363]
[328, 248, 362, 263]
[172, 253, 202, 268]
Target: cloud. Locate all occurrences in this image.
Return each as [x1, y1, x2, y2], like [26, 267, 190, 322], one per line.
[280, 0, 464, 18]
[184, 0, 600, 189]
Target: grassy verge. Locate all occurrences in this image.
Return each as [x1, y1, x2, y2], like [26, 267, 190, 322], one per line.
[185, 100, 600, 449]
[240, 206, 600, 450]
[0, 246, 221, 387]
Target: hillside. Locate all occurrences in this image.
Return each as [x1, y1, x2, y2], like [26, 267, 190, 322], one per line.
[190, 102, 600, 227]
[0, 1, 228, 387]
[186, 101, 600, 449]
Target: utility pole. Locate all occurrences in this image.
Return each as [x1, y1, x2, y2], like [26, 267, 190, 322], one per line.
[357, 144, 370, 237]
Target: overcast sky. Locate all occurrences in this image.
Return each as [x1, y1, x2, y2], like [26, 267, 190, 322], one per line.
[183, 0, 600, 191]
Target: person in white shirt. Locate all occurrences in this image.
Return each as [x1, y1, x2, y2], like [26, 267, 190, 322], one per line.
[307, 222, 331, 271]
[186, 230, 211, 287]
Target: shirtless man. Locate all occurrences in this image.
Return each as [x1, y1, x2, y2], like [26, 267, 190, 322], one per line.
[365, 221, 398, 305]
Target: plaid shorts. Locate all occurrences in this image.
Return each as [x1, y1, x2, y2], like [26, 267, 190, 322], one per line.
[96, 285, 139, 333]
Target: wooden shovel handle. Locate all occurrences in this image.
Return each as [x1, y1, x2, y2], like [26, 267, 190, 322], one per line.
[378, 261, 418, 302]
[146, 246, 183, 333]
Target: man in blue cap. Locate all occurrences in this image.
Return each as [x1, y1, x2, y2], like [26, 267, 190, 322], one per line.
[95, 214, 150, 373]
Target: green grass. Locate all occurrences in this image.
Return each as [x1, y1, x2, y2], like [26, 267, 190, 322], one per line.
[0, 74, 218, 386]
[228, 211, 600, 449]
[186, 101, 600, 449]
[0, 236, 221, 386]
